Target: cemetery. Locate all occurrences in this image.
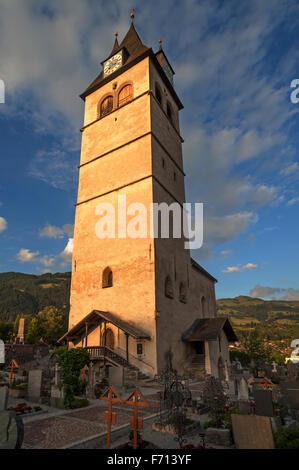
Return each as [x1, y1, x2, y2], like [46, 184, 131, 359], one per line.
[1, 334, 299, 449]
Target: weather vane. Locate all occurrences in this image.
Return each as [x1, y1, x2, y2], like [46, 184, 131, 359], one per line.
[131, 9, 135, 23]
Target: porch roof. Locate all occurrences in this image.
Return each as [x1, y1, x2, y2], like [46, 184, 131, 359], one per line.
[182, 317, 238, 343]
[58, 309, 151, 343]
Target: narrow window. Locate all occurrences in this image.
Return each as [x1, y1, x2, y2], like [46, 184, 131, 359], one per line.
[162, 158, 165, 168]
[165, 275, 174, 299]
[137, 343, 143, 355]
[174, 172, 176, 181]
[100, 95, 113, 117]
[102, 267, 113, 288]
[167, 101, 173, 121]
[179, 282, 187, 303]
[118, 84, 133, 107]
[201, 296, 206, 317]
[155, 84, 162, 105]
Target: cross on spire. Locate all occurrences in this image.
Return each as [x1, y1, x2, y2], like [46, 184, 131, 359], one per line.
[131, 9, 135, 23]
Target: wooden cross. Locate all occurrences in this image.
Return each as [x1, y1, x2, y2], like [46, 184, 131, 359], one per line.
[100, 386, 123, 449]
[124, 388, 149, 450]
[7, 360, 19, 387]
[258, 377, 273, 391]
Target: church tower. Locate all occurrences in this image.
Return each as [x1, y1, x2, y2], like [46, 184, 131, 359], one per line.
[62, 13, 237, 379]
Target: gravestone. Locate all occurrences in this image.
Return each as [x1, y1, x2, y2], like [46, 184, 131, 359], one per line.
[272, 362, 278, 373]
[86, 363, 96, 399]
[280, 381, 299, 410]
[54, 363, 61, 386]
[28, 370, 43, 403]
[0, 386, 8, 411]
[109, 366, 124, 388]
[238, 377, 249, 401]
[0, 340, 4, 364]
[253, 389, 274, 417]
[231, 414, 274, 449]
[50, 385, 64, 409]
[0, 411, 24, 449]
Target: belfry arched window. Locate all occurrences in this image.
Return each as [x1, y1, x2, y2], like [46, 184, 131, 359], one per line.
[102, 267, 113, 288]
[167, 101, 173, 121]
[165, 275, 174, 299]
[100, 95, 113, 117]
[155, 83, 162, 105]
[118, 84, 133, 107]
[179, 282, 187, 303]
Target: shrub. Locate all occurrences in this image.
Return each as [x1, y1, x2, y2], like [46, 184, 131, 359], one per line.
[274, 426, 299, 449]
[54, 347, 90, 408]
[69, 398, 89, 409]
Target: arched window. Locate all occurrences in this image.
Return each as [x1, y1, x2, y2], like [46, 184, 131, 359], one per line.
[155, 83, 162, 105]
[165, 275, 174, 299]
[102, 267, 113, 288]
[179, 282, 187, 303]
[167, 101, 173, 121]
[118, 84, 133, 107]
[201, 296, 206, 317]
[100, 95, 113, 117]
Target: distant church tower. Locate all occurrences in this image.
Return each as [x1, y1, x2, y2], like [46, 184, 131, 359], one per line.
[61, 13, 237, 380]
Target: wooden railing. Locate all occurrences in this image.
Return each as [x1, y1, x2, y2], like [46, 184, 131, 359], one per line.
[85, 346, 138, 370]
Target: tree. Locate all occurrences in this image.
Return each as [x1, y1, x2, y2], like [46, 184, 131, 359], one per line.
[26, 317, 41, 344]
[54, 347, 91, 409]
[240, 329, 272, 364]
[26, 306, 67, 346]
[13, 314, 21, 336]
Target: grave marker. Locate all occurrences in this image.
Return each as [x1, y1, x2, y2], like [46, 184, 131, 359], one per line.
[100, 386, 123, 449]
[232, 414, 274, 449]
[124, 388, 149, 450]
[28, 370, 43, 403]
[0, 386, 8, 411]
[253, 389, 274, 417]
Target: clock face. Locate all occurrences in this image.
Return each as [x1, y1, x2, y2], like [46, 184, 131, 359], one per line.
[103, 52, 123, 77]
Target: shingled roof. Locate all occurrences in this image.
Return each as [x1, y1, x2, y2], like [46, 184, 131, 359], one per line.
[80, 20, 183, 109]
[81, 22, 150, 100]
[182, 317, 238, 343]
[58, 309, 151, 343]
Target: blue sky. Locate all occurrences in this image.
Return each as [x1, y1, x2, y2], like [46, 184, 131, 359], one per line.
[0, 0, 298, 300]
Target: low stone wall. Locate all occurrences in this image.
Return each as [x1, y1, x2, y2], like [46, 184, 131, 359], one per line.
[205, 427, 232, 447]
[4, 344, 49, 365]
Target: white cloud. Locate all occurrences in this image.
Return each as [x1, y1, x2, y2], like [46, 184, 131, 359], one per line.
[250, 284, 299, 300]
[280, 162, 299, 177]
[0, 217, 7, 233]
[38, 255, 56, 268]
[16, 248, 39, 262]
[223, 262, 258, 273]
[287, 197, 299, 206]
[60, 238, 73, 263]
[39, 224, 65, 238]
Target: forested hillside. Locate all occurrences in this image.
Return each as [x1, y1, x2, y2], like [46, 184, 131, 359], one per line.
[0, 272, 71, 321]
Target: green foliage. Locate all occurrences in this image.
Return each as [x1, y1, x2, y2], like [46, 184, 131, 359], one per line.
[0, 320, 14, 341]
[274, 426, 299, 449]
[69, 398, 89, 409]
[13, 314, 21, 336]
[54, 347, 90, 409]
[26, 306, 67, 345]
[232, 328, 286, 365]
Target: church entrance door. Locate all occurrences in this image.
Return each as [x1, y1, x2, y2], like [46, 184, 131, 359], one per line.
[103, 328, 115, 350]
